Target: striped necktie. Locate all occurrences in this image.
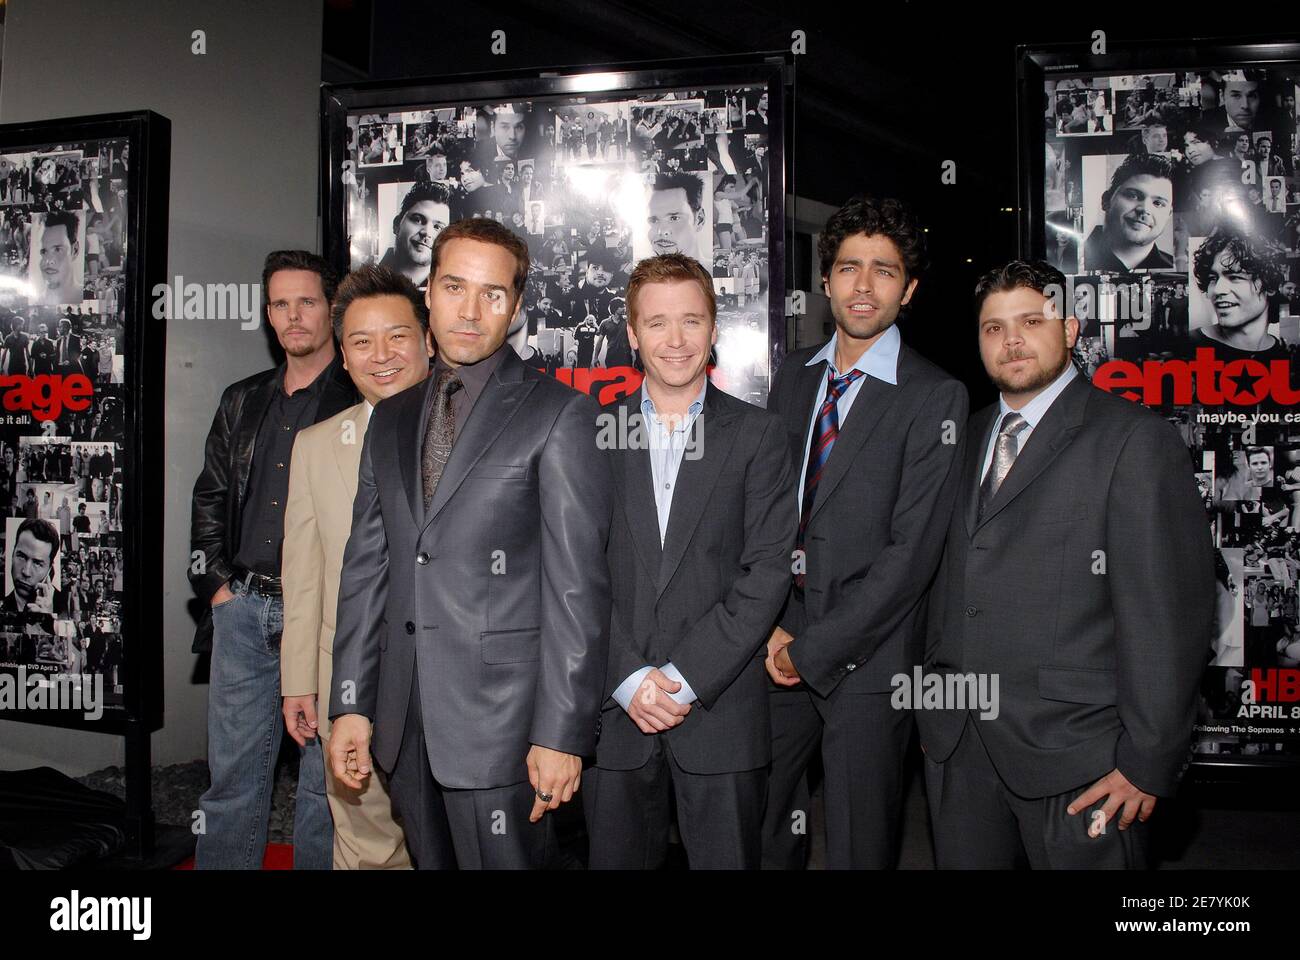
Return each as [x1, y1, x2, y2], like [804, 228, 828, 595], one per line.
[794, 367, 865, 587]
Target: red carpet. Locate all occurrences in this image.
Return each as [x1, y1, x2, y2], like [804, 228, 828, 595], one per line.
[173, 843, 294, 870]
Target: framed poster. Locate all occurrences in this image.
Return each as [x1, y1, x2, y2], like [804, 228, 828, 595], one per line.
[322, 54, 786, 406]
[0, 112, 168, 733]
[1018, 39, 1300, 769]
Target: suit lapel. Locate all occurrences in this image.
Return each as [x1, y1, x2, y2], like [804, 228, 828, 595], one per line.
[974, 375, 1091, 531]
[656, 385, 741, 599]
[614, 394, 663, 580]
[964, 405, 997, 536]
[398, 379, 433, 526]
[786, 357, 823, 456]
[422, 350, 536, 531]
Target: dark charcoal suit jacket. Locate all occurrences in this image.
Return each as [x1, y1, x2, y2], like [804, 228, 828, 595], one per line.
[597, 383, 797, 773]
[916, 374, 1214, 798]
[772, 339, 970, 697]
[329, 347, 613, 789]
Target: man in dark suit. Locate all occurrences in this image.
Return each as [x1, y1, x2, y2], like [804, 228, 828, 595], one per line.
[585, 254, 796, 869]
[329, 217, 612, 869]
[761, 196, 969, 869]
[52, 318, 81, 377]
[917, 260, 1214, 868]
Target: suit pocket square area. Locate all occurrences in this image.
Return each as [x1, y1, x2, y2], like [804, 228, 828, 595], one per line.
[467, 463, 530, 480]
[481, 628, 541, 663]
[1037, 665, 1118, 705]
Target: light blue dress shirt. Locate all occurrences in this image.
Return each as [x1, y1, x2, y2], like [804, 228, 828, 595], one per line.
[611, 380, 707, 711]
[979, 362, 1078, 483]
[797, 325, 901, 506]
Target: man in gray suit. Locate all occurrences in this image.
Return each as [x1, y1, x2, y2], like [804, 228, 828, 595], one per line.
[328, 218, 613, 869]
[761, 196, 970, 869]
[584, 254, 796, 869]
[917, 260, 1214, 868]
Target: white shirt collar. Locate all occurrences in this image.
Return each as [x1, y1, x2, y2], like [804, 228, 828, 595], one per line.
[805, 324, 901, 385]
[640, 379, 707, 428]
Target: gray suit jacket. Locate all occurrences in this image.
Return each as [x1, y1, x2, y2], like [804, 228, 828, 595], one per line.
[597, 383, 797, 774]
[329, 348, 613, 789]
[916, 375, 1214, 798]
[771, 339, 970, 697]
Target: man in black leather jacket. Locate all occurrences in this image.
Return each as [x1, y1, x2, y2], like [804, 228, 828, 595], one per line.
[188, 250, 358, 869]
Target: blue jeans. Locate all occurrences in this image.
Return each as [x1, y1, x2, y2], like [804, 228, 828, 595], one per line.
[195, 578, 334, 869]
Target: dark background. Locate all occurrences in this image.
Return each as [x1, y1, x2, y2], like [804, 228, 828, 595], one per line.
[322, 1, 1266, 409]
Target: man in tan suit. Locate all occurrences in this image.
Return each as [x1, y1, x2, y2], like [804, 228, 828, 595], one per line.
[281, 265, 434, 868]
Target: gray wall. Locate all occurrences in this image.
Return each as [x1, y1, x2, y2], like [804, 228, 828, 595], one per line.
[0, 0, 322, 774]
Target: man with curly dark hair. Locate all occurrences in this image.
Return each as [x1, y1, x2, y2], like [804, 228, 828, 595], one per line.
[1190, 228, 1289, 361]
[1082, 153, 1175, 273]
[761, 195, 969, 868]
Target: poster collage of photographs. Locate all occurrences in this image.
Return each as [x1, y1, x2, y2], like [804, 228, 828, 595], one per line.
[342, 86, 773, 405]
[1043, 68, 1300, 759]
[0, 136, 129, 711]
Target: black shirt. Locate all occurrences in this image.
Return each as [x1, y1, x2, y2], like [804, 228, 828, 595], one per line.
[1189, 327, 1290, 363]
[598, 316, 634, 366]
[432, 342, 507, 447]
[1082, 226, 1173, 273]
[234, 358, 336, 576]
[574, 323, 598, 365]
[4, 332, 28, 375]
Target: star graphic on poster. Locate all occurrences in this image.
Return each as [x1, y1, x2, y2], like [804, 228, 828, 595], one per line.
[1225, 367, 1265, 398]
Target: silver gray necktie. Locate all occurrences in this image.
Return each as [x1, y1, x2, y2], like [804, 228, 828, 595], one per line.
[978, 411, 1029, 519]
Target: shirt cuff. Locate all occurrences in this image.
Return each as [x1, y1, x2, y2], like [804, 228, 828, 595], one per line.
[660, 661, 697, 705]
[612, 665, 655, 712]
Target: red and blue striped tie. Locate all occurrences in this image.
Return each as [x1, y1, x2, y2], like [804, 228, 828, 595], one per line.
[795, 367, 865, 587]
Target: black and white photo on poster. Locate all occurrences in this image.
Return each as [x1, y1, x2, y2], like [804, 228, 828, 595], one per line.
[28, 209, 86, 306]
[1038, 61, 1300, 760]
[340, 84, 774, 404]
[29, 150, 84, 211]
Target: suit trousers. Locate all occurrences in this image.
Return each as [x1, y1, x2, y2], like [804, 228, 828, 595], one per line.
[584, 736, 767, 869]
[762, 686, 913, 869]
[923, 715, 1150, 869]
[386, 668, 554, 869]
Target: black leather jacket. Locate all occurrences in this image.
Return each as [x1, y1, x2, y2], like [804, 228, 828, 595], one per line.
[188, 354, 358, 652]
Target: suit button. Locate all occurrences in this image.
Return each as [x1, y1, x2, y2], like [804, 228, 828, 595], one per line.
[416, 552, 429, 565]
[405, 621, 415, 634]
[845, 662, 856, 671]
[965, 605, 978, 617]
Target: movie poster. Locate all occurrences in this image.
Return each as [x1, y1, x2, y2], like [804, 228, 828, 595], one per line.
[1039, 66, 1300, 762]
[338, 84, 775, 406]
[0, 137, 128, 723]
